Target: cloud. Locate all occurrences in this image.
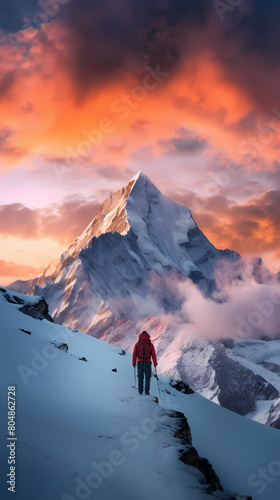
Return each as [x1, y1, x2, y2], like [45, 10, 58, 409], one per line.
[0, 127, 25, 159]
[107, 262, 280, 341]
[203, 189, 280, 256]
[0, 197, 101, 244]
[6, 0, 278, 109]
[0, 71, 16, 99]
[130, 120, 149, 132]
[40, 197, 101, 243]
[0, 203, 39, 237]
[93, 165, 134, 181]
[0, 127, 15, 148]
[179, 271, 280, 341]
[166, 187, 280, 272]
[0, 259, 41, 279]
[0, 0, 279, 175]
[159, 127, 208, 155]
[57, 0, 183, 99]
[52, 0, 280, 111]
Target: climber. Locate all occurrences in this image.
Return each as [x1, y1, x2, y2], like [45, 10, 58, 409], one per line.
[132, 331, 157, 395]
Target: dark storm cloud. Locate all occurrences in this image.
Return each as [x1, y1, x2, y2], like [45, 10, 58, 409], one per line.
[208, 0, 280, 116]
[235, 0, 280, 58]
[2, 1, 280, 112]
[55, 0, 280, 109]
[57, 0, 185, 98]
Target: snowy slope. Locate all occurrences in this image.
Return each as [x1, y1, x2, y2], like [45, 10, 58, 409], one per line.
[1, 290, 280, 500]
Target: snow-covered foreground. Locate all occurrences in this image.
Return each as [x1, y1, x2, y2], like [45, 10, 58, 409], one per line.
[1, 292, 280, 500]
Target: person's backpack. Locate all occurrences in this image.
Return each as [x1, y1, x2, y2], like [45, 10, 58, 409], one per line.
[138, 336, 151, 361]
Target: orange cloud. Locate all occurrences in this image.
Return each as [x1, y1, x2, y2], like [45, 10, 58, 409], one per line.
[0, 197, 100, 244]
[168, 189, 280, 272]
[0, 259, 42, 286]
[0, 204, 39, 237]
[1, 18, 279, 176]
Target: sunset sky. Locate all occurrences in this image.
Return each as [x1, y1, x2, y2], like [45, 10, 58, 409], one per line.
[0, 0, 280, 285]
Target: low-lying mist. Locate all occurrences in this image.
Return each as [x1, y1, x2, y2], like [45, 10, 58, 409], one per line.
[108, 258, 280, 342]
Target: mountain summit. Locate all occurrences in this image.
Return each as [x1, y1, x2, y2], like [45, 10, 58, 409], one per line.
[58, 169, 195, 265]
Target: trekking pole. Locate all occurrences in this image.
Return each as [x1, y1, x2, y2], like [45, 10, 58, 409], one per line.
[144, 358, 146, 394]
[155, 366, 160, 402]
[134, 366, 136, 390]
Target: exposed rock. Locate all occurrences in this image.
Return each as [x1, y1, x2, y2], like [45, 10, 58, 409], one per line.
[170, 410, 225, 495]
[179, 447, 222, 492]
[111, 368, 117, 372]
[170, 410, 192, 445]
[209, 346, 279, 415]
[0, 287, 54, 322]
[19, 329, 31, 335]
[2, 291, 25, 305]
[170, 409, 252, 498]
[266, 397, 280, 429]
[19, 299, 54, 322]
[79, 357, 87, 362]
[119, 349, 126, 356]
[180, 446, 199, 465]
[170, 379, 194, 395]
[220, 338, 235, 349]
[57, 343, 69, 353]
[259, 361, 280, 375]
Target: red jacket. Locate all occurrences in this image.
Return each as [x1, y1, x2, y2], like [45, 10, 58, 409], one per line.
[132, 332, 157, 367]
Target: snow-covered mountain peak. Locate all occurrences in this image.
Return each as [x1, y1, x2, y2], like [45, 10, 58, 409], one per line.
[49, 171, 196, 270]
[14, 170, 240, 316]
[130, 170, 161, 192]
[131, 169, 146, 182]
